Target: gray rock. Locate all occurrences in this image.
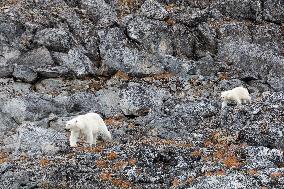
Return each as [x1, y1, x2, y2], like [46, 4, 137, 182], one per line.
[127, 16, 173, 55]
[2, 123, 68, 155]
[1, 94, 67, 123]
[12, 65, 38, 83]
[218, 41, 284, 81]
[263, 0, 284, 23]
[217, 0, 262, 21]
[0, 57, 13, 78]
[189, 174, 260, 189]
[34, 28, 74, 51]
[119, 82, 171, 116]
[141, 0, 169, 20]
[98, 27, 165, 75]
[53, 48, 96, 78]
[81, 0, 117, 27]
[171, 24, 195, 59]
[12, 47, 54, 68]
[171, 7, 209, 27]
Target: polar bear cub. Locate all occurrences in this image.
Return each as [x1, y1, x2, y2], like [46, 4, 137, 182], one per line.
[65, 113, 112, 147]
[221, 86, 251, 108]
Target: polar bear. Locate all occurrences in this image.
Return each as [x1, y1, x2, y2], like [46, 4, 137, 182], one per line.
[221, 86, 251, 108]
[65, 113, 112, 147]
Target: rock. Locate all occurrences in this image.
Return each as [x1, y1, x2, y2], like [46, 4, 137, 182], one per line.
[2, 123, 68, 155]
[263, 0, 284, 24]
[95, 87, 122, 117]
[119, 82, 171, 116]
[12, 65, 37, 83]
[218, 41, 284, 81]
[0, 19, 25, 41]
[171, 7, 209, 27]
[171, 24, 195, 59]
[1, 93, 67, 123]
[0, 57, 13, 78]
[244, 146, 284, 169]
[217, 0, 262, 21]
[189, 174, 260, 189]
[0, 111, 19, 144]
[34, 28, 74, 52]
[98, 27, 164, 76]
[80, 0, 117, 27]
[140, 0, 169, 20]
[126, 16, 173, 55]
[53, 48, 96, 78]
[12, 47, 54, 68]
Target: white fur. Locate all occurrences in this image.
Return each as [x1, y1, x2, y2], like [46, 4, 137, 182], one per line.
[221, 86, 251, 108]
[65, 113, 112, 147]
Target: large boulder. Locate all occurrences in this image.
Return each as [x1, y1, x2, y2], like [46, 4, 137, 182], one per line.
[34, 28, 74, 52]
[263, 0, 284, 24]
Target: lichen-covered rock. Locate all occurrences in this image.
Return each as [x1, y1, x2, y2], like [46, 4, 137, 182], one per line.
[81, 0, 117, 27]
[34, 28, 74, 52]
[12, 65, 37, 83]
[2, 123, 68, 155]
[140, 0, 169, 20]
[263, 0, 284, 24]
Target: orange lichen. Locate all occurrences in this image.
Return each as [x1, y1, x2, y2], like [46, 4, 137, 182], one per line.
[215, 169, 226, 176]
[111, 178, 131, 189]
[223, 154, 240, 168]
[270, 172, 283, 178]
[190, 149, 202, 158]
[100, 171, 112, 181]
[105, 117, 125, 128]
[129, 158, 137, 166]
[78, 145, 105, 153]
[171, 178, 180, 188]
[165, 18, 176, 26]
[112, 160, 128, 170]
[143, 72, 174, 82]
[247, 169, 258, 176]
[114, 70, 130, 80]
[39, 159, 50, 167]
[96, 160, 108, 168]
[107, 151, 118, 160]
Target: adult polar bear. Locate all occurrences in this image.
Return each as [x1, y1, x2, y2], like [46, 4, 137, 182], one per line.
[65, 113, 112, 147]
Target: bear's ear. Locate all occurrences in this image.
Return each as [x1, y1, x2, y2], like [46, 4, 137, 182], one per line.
[75, 120, 78, 123]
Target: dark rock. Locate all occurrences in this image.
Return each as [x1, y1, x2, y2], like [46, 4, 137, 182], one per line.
[12, 65, 37, 83]
[263, 0, 284, 24]
[53, 47, 96, 78]
[12, 47, 54, 68]
[80, 0, 117, 27]
[34, 28, 74, 52]
[140, 0, 169, 20]
[126, 16, 173, 55]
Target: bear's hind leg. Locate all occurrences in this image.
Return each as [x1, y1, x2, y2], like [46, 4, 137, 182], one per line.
[86, 131, 94, 145]
[92, 133, 98, 146]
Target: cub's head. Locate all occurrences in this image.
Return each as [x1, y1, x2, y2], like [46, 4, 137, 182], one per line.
[65, 118, 78, 130]
[221, 91, 229, 100]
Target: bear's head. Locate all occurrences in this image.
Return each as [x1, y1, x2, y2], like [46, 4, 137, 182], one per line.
[221, 91, 229, 100]
[65, 118, 78, 130]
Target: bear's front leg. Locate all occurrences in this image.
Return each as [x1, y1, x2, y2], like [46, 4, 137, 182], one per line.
[70, 130, 80, 147]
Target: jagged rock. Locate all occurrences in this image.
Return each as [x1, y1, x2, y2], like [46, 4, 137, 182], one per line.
[34, 28, 74, 52]
[126, 16, 173, 55]
[98, 27, 165, 75]
[171, 24, 195, 59]
[263, 0, 284, 24]
[141, 0, 169, 20]
[53, 48, 96, 78]
[171, 7, 209, 27]
[189, 174, 260, 189]
[120, 82, 171, 116]
[12, 47, 54, 68]
[218, 41, 284, 81]
[217, 0, 262, 21]
[0, 57, 13, 78]
[81, 0, 117, 27]
[12, 65, 37, 83]
[2, 123, 68, 155]
[1, 94, 67, 123]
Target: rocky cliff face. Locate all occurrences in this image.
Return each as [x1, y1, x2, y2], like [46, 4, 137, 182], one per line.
[0, 0, 283, 188]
